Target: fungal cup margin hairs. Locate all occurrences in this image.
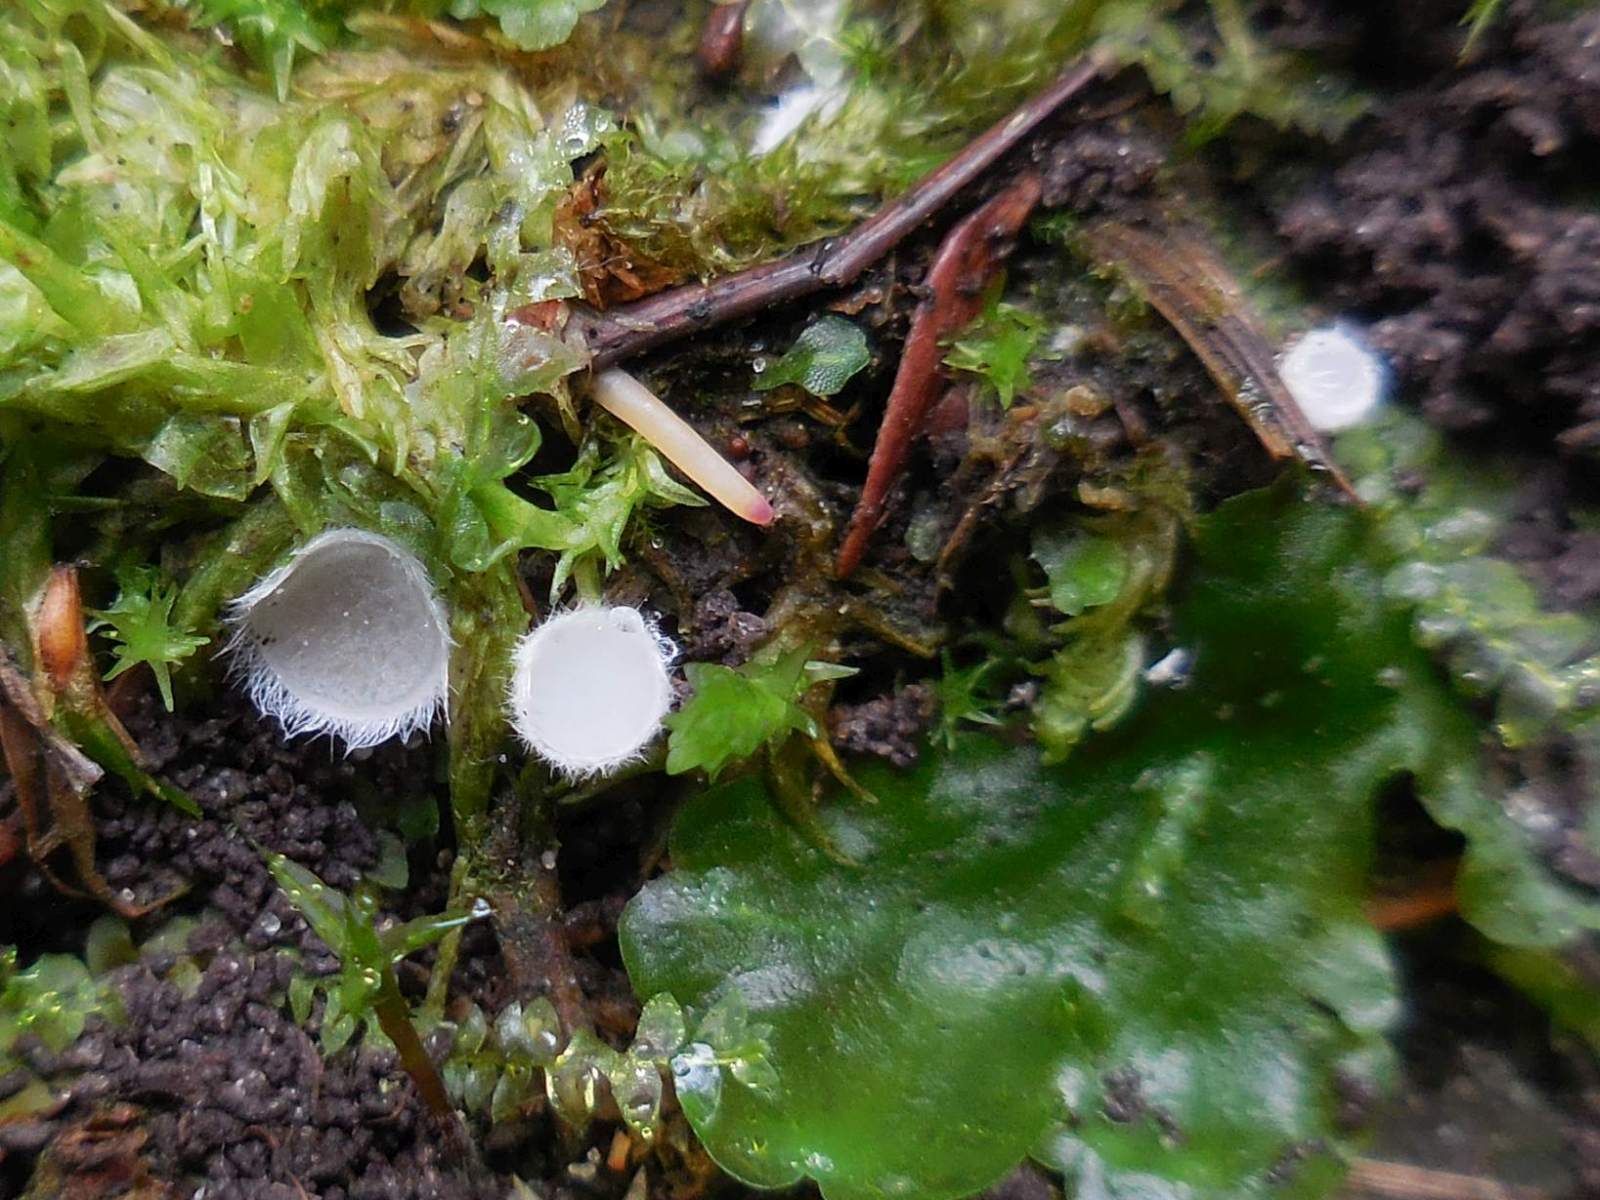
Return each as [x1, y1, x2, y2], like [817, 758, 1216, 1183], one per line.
[227, 528, 453, 751]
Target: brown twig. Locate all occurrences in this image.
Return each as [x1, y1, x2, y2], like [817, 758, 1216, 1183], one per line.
[836, 171, 1043, 577]
[1366, 860, 1460, 932]
[1080, 215, 1356, 497]
[1344, 1158, 1546, 1200]
[558, 57, 1103, 369]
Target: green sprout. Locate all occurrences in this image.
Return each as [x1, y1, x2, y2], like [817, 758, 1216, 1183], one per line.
[266, 849, 475, 1115]
[88, 566, 210, 711]
[934, 650, 1005, 751]
[666, 646, 855, 781]
[944, 292, 1047, 410]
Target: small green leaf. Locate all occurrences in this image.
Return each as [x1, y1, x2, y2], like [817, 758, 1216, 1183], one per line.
[454, 0, 608, 51]
[1032, 630, 1144, 764]
[608, 1056, 666, 1138]
[754, 316, 871, 398]
[633, 994, 688, 1062]
[1031, 528, 1128, 617]
[665, 646, 817, 780]
[1461, 0, 1508, 51]
[379, 907, 475, 962]
[367, 832, 410, 892]
[546, 1028, 621, 1126]
[84, 916, 138, 976]
[322, 1010, 357, 1057]
[0, 952, 103, 1056]
[142, 413, 255, 502]
[264, 851, 353, 956]
[181, 0, 334, 98]
[288, 974, 316, 1026]
[944, 294, 1046, 410]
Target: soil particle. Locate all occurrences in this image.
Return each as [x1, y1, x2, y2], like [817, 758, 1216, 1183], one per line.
[0, 688, 512, 1199]
[62, 952, 501, 1200]
[97, 691, 385, 929]
[676, 588, 768, 666]
[1274, 5, 1600, 452]
[1032, 120, 1163, 214]
[1485, 464, 1600, 654]
[1100, 1065, 1146, 1124]
[975, 1162, 1057, 1200]
[827, 684, 938, 769]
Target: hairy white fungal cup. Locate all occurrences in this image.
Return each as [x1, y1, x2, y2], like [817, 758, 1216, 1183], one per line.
[228, 529, 452, 750]
[1278, 323, 1389, 432]
[508, 606, 675, 777]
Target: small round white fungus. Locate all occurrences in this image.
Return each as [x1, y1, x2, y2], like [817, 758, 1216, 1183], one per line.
[228, 529, 451, 750]
[508, 606, 675, 778]
[1278, 323, 1389, 432]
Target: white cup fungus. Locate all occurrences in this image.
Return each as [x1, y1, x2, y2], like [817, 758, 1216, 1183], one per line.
[228, 529, 452, 750]
[508, 605, 675, 778]
[1278, 323, 1389, 433]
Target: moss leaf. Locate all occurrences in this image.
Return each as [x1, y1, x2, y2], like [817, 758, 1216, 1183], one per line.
[664, 646, 816, 781]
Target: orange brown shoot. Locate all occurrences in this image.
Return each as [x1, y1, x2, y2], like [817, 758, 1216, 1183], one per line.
[835, 171, 1044, 578]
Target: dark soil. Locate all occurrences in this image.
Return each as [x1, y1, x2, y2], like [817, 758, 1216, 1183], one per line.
[1271, 0, 1600, 503]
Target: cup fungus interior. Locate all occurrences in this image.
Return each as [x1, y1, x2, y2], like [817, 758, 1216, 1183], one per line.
[1278, 324, 1388, 433]
[232, 530, 451, 747]
[509, 606, 674, 776]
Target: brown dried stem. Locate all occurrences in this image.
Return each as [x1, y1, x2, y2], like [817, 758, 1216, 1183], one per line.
[1344, 1158, 1545, 1200]
[1080, 215, 1356, 496]
[557, 57, 1103, 369]
[836, 171, 1044, 577]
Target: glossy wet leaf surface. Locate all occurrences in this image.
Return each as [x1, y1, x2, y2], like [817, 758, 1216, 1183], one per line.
[753, 316, 871, 398]
[622, 484, 1593, 1200]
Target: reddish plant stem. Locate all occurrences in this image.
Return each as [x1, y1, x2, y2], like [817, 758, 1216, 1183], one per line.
[835, 171, 1043, 578]
[561, 57, 1101, 369]
[372, 974, 453, 1119]
[697, 0, 748, 79]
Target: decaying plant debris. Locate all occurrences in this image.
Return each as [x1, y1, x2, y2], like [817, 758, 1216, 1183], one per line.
[1, 2, 1599, 1199]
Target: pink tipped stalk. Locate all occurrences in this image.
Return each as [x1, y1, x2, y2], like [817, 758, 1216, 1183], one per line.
[590, 368, 775, 526]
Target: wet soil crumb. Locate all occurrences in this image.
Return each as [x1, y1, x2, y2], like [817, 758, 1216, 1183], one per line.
[1275, 4, 1600, 455]
[828, 684, 939, 768]
[0, 691, 511, 1199]
[61, 953, 495, 1200]
[675, 588, 768, 666]
[1495, 467, 1600, 612]
[1032, 118, 1164, 215]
